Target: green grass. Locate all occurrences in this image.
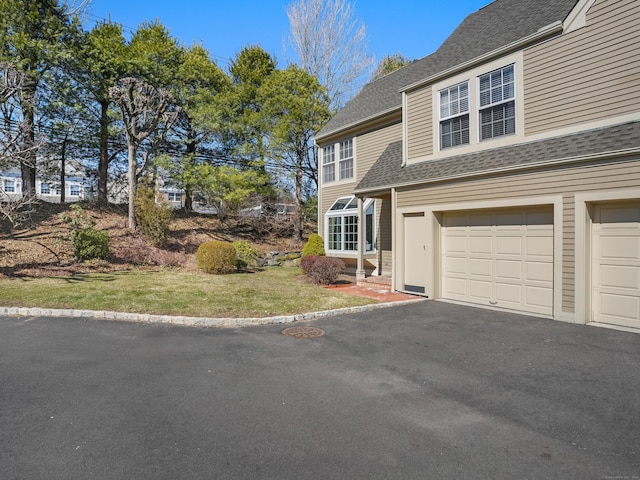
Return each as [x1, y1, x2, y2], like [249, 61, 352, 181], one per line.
[0, 268, 376, 317]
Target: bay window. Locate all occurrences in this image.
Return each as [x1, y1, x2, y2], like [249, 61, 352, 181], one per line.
[325, 196, 375, 253]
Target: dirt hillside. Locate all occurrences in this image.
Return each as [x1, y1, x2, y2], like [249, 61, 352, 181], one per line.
[0, 202, 308, 278]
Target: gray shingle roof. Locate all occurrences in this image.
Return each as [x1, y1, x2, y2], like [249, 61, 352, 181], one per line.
[355, 121, 640, 194]
[316, 0, 579, 140]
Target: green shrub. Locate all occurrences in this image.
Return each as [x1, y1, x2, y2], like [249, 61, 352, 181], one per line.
[196, 240, 237, 274]
[233, 240, 259, 270]
[302, 233, 325, 257]
[61, 203, 95, 231]
[135, 183, 173, 247]
[301, 255, 345, 285]
[72, 228, 109, 262]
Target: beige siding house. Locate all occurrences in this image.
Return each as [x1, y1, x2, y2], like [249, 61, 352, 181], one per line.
[315, 0, 640, 332]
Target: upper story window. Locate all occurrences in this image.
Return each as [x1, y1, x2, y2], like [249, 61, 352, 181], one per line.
[339, 139, 353, 180]
[321, 138, 354, 184]
[439, 81, 469, 149]
[322, 144, 335, 183]
[40, 183, 51, 195]
[479, 64, 515, 140]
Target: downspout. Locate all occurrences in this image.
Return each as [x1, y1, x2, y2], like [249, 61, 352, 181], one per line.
[391, 187, 397, 292]
[356, 195, 366, 283]
[401, 92, 408, 167]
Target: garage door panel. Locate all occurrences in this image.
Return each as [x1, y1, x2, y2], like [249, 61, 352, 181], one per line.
[599, 294, 640, 322]
[445, 236, 467, 254]
[525, 211, 554, 227]
[526, 236, 553, 257]
[445, 257, 467, 275]
[496, 236, 522, 256]
[600, 265, 640, 289]
[496, 260, 522, 280]
[526, 262, 553, 283]
[495, 283, 522, 304]
[469, 280, 492, 300]
[495, 212, 524, 228]
[444, 277, 468, 297]
[525, 286, 554, 310]
[470, 258, 493, 277]
[598, 236, 640, 259]
[469, 236, 492, 254]
[598, 205, 640, 224]
[592, 202, 640, 329]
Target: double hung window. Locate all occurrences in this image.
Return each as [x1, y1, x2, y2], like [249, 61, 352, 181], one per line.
[439, 82, 469, 149]
[40, 183, 51, 195]
[479, 64, 515, 140]
[322, 144, 335, 183]
[69, 185, 81, 197]
[168, 192, 181, 202]
[338, 139, 353, 180]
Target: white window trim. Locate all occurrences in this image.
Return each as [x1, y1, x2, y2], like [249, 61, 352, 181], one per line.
[320, 137, 356, 185]
[438, 80, 470, 151]
[322, 144, 336, 184]
[69, 184, 81, 197]
[324, 196, 375, 255]
[477, 63, 516, 142]
[338, 139, 354, 181]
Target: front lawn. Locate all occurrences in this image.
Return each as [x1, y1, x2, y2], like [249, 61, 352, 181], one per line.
[0, 268, 376, 318]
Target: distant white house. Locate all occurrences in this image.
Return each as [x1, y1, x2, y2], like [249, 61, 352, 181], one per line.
[0, 170, 86, 202]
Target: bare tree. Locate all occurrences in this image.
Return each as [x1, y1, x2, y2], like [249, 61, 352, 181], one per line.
[286, 0, 375, 110]
[0, 63, 25, 102]
[0, 63, 40, 171]
[109, 77, 178, 231]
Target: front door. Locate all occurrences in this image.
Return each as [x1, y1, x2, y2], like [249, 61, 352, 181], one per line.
[403, 213, 427, 294]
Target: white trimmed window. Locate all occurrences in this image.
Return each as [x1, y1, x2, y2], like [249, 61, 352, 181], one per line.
[439, 81, 469, 149]
[325, 196, 375, 253]
[69, 184, 81, 197]
[40, 183, 51, 195]
[339, 139, 353, 180]
[322, 144, 335, 183]
[3, 179, 16, 193]
[167, 192, 181, 202]
[479, 64, 515, 140]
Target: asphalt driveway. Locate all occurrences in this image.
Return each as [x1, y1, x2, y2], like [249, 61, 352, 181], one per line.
[1, 301, 638, 479]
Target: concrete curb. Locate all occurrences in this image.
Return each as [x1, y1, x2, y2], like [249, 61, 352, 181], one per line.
[0, 298, 425, 329]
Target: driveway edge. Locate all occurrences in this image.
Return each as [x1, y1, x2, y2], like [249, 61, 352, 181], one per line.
[0, 298, 425, 328]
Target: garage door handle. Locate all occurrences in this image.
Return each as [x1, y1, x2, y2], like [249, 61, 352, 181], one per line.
[489, 301, 498, 305]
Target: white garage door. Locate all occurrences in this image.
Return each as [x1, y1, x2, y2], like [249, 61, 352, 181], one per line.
[442, 208, 554, 316]
[592, 202, 640, 329]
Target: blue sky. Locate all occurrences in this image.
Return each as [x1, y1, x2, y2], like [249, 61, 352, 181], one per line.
[83, 1, 490, 68]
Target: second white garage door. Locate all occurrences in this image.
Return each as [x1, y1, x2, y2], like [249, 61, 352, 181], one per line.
[442, 207, 554, 316]
[592, 202, 640, 329]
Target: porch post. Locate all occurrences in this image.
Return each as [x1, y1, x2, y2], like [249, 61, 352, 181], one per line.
[356, 196, 366, 283]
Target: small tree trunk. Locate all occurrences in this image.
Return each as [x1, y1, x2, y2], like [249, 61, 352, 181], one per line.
[60, 138, 67, 203]
[295, 155, 304, 241]
[20, 82, 37, 197]
[128, 143, 137, 231]
[97, 100, 110, 204]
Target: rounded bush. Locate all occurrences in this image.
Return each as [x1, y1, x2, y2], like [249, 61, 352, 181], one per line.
[302, 233, 325, 257]
[196, 240, 237, 274]
[302, 255, 345, 285]
[72, 228, 109, 261]
[135, 184, 173, 247]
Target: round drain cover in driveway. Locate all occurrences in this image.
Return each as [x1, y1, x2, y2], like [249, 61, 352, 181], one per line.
[281, 326, 325, 339]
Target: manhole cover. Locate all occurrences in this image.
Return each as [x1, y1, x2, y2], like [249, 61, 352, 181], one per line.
[281, 326, 325, 339]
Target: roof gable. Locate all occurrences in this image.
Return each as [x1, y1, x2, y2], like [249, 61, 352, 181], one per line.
[316, 0, 579, 140]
